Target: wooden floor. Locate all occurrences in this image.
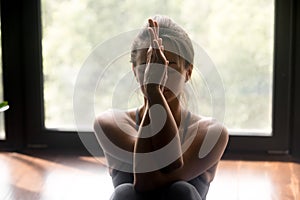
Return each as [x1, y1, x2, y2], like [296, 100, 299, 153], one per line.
[0, 151, 299, 200]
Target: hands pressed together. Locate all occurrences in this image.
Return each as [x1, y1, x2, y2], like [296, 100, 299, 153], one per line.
[143, 19, 169, 98]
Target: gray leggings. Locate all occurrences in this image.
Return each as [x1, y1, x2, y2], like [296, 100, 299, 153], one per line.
[110, 181, 202, 200]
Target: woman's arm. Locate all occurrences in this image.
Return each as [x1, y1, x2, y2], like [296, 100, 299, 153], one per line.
[134, 118, 229, 192]
[133, 19, 184, 192]
[133, 88, 184, 191]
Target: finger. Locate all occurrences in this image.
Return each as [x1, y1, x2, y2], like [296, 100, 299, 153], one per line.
[153, 38, 160, 49]
[153, 40, 164, 55]
[148, 19, 155, 29]
[157, 38, 163, 47]
[149, 19, 159, 40]
[154, 40, 168, 64]
[154, 21, 159, 38]
[148, 27, 156, 48]
[151, 40, 160, 60]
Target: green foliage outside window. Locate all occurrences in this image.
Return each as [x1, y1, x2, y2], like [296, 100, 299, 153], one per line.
[42, 0, 274, 134]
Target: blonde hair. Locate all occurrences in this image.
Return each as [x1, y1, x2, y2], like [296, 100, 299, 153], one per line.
[130, 15, 194, 68]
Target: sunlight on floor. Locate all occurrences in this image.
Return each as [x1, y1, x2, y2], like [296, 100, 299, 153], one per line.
[0, 159, 11, 199]
[42, 170, 114, 200]
[207, 170, 274, 200]
[1, 153, 299, 200]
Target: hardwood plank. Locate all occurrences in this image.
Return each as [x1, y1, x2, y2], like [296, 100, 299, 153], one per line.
[0, 152, 299, 200]
[208, 161, 300, 200]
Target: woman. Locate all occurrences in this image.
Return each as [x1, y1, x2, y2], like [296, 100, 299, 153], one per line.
[94, 15, 228, 200]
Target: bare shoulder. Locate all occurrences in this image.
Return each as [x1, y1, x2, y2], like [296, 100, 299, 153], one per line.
[200, 116, 228, 139]
[94, 109, 137, 152]
[94, 109, 135, 129]
[94, 110, 113, 127]
[190, 113, 228, 144]
[194, 114, 229, 155]
[174, 113, 228, 181]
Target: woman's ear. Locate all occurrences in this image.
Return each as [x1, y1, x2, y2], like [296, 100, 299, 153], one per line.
[185, 64, 193, 82]
[132, 64, 139, 83]
[132, 64, 136, 77]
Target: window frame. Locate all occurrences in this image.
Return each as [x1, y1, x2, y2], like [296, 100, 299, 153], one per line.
[227, 0, 294, 152]
[0, 0, 296, 155]
[291, 0, 300, 158]
[0, 0, 25, 150]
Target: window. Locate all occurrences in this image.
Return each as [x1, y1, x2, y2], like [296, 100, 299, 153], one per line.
[13, 0, 291, 152]
[42, 0, 274, 136]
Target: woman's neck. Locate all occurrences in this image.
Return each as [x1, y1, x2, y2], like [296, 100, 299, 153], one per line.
[139, 96, 182, 127]
[168, 98, 182, 127]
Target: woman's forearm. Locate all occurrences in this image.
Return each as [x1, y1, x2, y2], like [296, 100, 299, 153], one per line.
[133, 88, 183, 191]
[146, 88, 183, 167]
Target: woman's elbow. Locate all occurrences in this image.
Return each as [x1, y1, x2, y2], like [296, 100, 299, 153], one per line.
[133, 172, 164, 193]
[133, 182, 143, 193]
[133, 176, 150, 193]
[160, 157, 184, 173]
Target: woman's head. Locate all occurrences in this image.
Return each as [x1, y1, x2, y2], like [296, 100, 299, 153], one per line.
[131, 15, 194, 102]
[131, 15, 194, 70]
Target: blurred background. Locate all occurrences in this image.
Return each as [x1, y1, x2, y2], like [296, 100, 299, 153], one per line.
[41, 0, 273, 134]
[0, 0, 299, 199]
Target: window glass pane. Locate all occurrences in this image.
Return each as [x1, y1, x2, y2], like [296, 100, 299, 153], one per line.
[42, 0, 274, 135]
[0, 20, 5, 140]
